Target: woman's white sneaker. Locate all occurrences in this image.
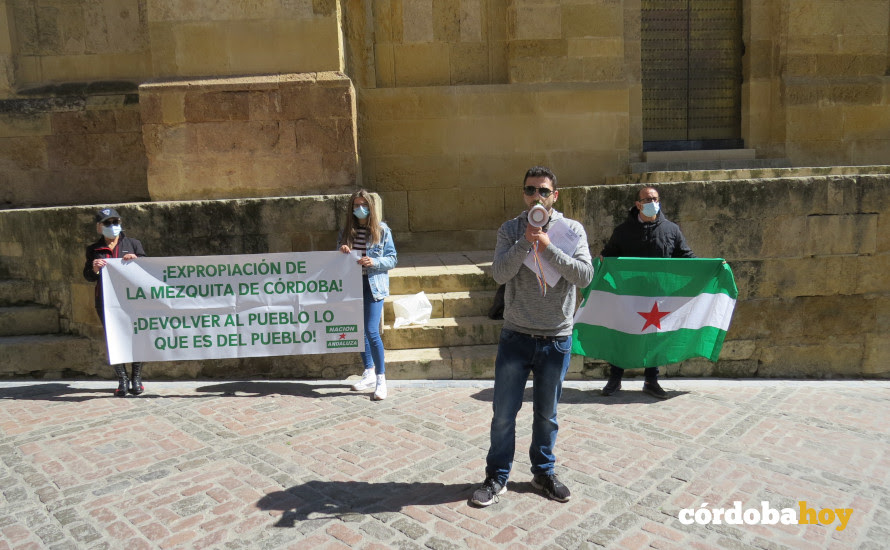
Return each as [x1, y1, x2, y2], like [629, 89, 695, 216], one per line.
[372, 374, 387, 400]
[351, 369, 375, 391]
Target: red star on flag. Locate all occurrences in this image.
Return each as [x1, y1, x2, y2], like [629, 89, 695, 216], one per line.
[339, 333, 346, 339]
[638, 302, 670, 331]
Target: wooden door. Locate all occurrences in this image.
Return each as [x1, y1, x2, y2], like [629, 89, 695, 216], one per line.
[642, 0, 743, 149]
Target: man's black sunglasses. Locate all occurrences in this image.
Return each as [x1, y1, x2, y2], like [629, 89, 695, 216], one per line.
[523, 186, 554, 198]
[101, 219, 121, 226]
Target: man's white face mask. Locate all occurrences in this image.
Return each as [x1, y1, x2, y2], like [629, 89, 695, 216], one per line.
[641, 201, 660, 218]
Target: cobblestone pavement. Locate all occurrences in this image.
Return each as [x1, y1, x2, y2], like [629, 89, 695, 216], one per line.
[1, 378, 888, 549]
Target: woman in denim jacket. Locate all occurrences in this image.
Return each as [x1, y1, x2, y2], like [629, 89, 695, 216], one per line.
[338, 189, 398, 400]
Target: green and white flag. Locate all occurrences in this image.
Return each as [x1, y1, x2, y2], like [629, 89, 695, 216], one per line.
[572, 257, 738, 368]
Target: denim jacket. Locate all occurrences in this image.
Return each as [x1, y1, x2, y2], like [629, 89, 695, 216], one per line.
[338, 222, 398, 301]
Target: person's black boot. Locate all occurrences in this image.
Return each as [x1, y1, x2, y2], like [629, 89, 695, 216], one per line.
[601, 365, 623, 396]
[129, 363, 144, 395]
[113, 365, 129, 397]
[643, 378, 668, 399]
[601, 376, 622, 396]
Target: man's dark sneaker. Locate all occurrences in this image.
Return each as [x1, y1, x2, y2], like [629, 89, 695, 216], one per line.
[469, 477, 506, 507]
[531, 474, 571, 502]
[643, 379, 668, 399]
[601, 377, 622, 396]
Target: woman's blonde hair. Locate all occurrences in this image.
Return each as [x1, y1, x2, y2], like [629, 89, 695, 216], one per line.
[341, 189, 381, 247]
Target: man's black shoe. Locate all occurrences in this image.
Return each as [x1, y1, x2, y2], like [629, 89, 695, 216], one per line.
[531, 474, 571, 502]
[470, 477, 506, 507]
[643, 380, 668, 399]
[601, 377, 622, 396]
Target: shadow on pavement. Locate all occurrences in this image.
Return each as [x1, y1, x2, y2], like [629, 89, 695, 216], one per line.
[0, 383, 113, 402]
[469, 386, 688, 404]
[1, 381, 688, 403]
[562, 387, 690, 404]
[257, 480, 473, 526]
[194, 381, 355, 398]
[0, 381, 359, 401]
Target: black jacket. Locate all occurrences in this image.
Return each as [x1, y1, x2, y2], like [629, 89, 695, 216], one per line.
[83, 233, 146, 306]
[601, 207, 695, 258]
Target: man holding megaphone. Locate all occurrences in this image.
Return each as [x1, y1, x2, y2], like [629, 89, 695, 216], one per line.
[470, 166, 593, 508]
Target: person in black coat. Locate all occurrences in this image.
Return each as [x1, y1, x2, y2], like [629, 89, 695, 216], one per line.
[600, 186, 695, 398]
[83, 207, 147, 397]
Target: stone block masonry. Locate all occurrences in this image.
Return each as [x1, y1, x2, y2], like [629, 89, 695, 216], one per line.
[0, 193, 357, 379]
[140, 72, 359, 201]
[359, 82, 631, 245]
[559, 173, 890, 379]
[0, 88, 148, 208]
[4, 1, 890, 213]
[1, 173, 888, 379]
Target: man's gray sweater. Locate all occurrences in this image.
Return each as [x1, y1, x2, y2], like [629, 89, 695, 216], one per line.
[491, 209, 594, 337]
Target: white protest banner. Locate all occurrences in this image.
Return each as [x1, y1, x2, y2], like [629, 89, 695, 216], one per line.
[101, 252, 363, 364]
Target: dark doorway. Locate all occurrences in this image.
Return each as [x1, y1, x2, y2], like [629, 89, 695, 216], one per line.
[641, 0, 743, 151]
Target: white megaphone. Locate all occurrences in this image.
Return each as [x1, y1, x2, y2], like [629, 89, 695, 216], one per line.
[527, 203, 549, 228]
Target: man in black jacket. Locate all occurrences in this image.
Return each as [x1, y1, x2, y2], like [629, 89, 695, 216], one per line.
[83, 207, 147, 397]
[600, 186, 695, 398]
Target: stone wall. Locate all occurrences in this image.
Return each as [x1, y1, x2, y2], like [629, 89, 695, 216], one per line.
[1, 0, 889, 224]
[744, 0, 890, 165]
[559, 174, 890, 379]
[3, 0, 341, 92]
[1, 176, 886, 379]
[350, 0, 643, 238]
[0, 194, 357, 378]
[0, 1, 15, 96]
[2, 1, 351, 206]
[146, 0, 341, 78]
[0, 87, 148, 208]
[360, 82, 631, 251]
[0, 194, 349, 331]
[347, 0, 634, 87]
[4, 0, 151, 90]
[358, 0, 509, 87]
[504, 0, 633, 85]
[140, 72, 359, 201]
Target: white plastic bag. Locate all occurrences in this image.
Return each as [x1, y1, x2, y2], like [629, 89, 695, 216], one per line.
[392, 291, 433, 328]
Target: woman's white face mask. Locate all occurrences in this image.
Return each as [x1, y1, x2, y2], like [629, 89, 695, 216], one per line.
[102, 224, 122, 239]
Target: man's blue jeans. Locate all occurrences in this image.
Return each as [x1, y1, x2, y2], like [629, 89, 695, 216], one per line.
[361, 276, 385, 374]
[485, 328, 572, 486]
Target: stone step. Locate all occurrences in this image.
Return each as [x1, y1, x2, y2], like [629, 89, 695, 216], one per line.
[381, 316, 503, 350]
[0, 305, 60, 336]
[383, 345, 499, 379]
[629, 158, 792, 174]
[0, 334, 95, 378]
[0, 280, 35, 305]
[609, 164, 890, 185]
[396, 230, 499, 254]
[383, 289, 498, 322]
[389, 251, 496, 295]
[381, 344, 585, 380]
[389, 267, 496, 295]
[642, 148, 756, 162]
